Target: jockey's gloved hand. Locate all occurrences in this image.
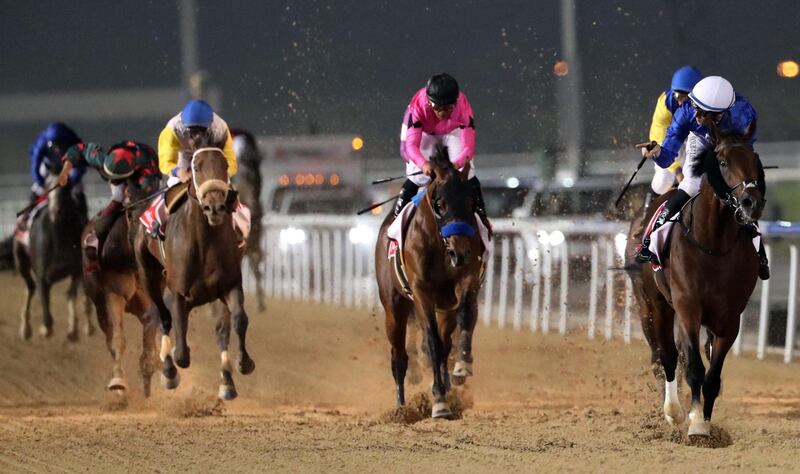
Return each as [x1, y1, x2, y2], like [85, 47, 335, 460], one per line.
[225, 188, 239, 213]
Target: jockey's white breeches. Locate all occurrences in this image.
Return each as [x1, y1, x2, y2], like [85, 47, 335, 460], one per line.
[405, 129, 476, 187]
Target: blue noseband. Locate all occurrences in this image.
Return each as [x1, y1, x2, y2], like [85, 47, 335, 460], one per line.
[440, 221, 475, 238]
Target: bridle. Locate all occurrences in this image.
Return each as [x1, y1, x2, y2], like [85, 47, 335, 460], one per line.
[425, 184, 476, 252]
[712, 141, 762, 225]
[190, 147, 230, 208]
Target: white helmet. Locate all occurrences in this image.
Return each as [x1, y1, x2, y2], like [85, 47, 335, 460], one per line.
[689, 76, 735, 112]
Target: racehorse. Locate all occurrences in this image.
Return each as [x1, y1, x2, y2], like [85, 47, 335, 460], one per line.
[626, 123, 764, 437]
[231, 130, 266, 311]
[83, 184, 159, 397]
[14, 171, 92, 341]
[375, 145, 483, 418]
[135, 147, 255, 400]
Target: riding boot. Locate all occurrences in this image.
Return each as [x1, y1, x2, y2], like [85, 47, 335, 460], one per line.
[757, 240, 770, 280]
[84, 200, 124, 270]
[468, 176, 492, 233]
[635, 189, 691, 263]
[393, 179, 419, 218]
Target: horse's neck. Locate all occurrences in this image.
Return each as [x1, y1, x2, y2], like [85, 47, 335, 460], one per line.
[690, 185, 739, 250]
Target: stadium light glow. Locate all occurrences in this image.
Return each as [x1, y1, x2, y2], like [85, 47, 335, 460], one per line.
[777, 60, 799, 78]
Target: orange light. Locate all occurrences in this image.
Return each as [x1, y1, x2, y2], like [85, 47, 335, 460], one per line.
[777, 60, 799, 78]
[371, 205, 383, 215]
[553, 60, 569, 77]
[330, 174, 340, 186]
[305, 174, 314, 186]
[295, 174, 304, 185]
[314, 174, 324, 185]
[279, 174, 289, 186]
[351, 136, 364, 151]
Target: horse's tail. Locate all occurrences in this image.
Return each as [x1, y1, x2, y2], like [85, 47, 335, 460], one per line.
[0, 235, 15, 271]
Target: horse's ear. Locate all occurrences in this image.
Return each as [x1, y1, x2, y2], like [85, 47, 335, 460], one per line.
[459, 160, 471, 181]
[743, 119, 757, 144]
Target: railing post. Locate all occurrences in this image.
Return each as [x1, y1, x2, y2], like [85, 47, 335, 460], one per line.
[604, 239, 614, 341]
[497, 237, 511, 328]
[481, 238, 496, 326]
[512, 237, 525, 330]
[530, 242, 541, 332]
[757, 245, 772, 360]
[558, 241, 569, 335]
[588, 240, 599, 339]
[542, 242, 553, 334]
[785, 245, 798, 363]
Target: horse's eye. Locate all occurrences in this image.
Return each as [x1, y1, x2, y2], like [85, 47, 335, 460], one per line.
[719, 160, 728, 168]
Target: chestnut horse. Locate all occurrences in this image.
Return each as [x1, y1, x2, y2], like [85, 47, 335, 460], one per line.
[375, 145, 483, 418]
[627, 124, 764, 437]
[15, 172, 92, 341]
[135, 148, 255, 400]
[83, 184, 159, 396]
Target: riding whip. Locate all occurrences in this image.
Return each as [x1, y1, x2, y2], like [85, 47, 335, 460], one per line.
[614, 141, 657, 208]
[16, 184, 59, 217]
[371, 171, 422, 185]
[356, 193, 400, 215]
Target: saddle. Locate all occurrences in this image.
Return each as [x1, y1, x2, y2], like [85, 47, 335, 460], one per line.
[14, 200, 48, 248]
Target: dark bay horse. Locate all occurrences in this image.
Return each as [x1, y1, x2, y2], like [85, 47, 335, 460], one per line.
[83, 184, 159, 396]
[14, 172, 92, 340]
[231, 130, 266, 311]
[375, 145, 483, 418]
[627, 124, 763, 437]
[135, 147, 255, 400]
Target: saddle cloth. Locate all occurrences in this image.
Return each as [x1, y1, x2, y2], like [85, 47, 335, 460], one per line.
[140, 194, 252, 248]
[13, 200, 48, 248]
[644, 201, 760, 267]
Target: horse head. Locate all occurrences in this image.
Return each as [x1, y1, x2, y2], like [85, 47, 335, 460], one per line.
[427, 145, 476, 268]
[705, 120, 765, 224]
[191, 147, 230, 226]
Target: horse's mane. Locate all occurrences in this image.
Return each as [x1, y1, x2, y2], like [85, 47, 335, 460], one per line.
[430, 144, 454, 178]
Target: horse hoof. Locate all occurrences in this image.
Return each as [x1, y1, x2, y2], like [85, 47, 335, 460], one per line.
[107, 377, 129, 392]
[453, 360, 473, 378]
[84, 324, 95, 337]
[172, 348, 191, 369]
[664, 403, 685, 425]
[431, 402, 453, 419]
[39, 325, 52, 338]
[160, 372, 180, 390]
[237, 356, 255, 375]
[66, 330, 79, 343]
[688, 420, 711, 437]
[218, 384, 238, 400]
[19, 325, 32, 341]
[451, 374, 466, 386]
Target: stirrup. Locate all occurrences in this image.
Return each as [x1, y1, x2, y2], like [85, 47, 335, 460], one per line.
[634, 241, 658, 264]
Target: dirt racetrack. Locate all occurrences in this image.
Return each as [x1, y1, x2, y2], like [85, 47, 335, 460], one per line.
[0, 273, 799, 473]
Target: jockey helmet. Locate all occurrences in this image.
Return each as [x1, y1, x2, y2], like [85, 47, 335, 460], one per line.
[102, 143, 137, 180]
[181, 99, 214, 128]
[670, 65, 702, 93]
[689, 76, 735, 112]
[426, 73, 459, 106]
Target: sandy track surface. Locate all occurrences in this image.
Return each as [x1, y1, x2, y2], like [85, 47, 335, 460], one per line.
[0, 273, 798, 472]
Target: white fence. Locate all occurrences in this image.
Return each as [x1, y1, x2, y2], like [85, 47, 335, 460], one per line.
[260, 214, 800, 363]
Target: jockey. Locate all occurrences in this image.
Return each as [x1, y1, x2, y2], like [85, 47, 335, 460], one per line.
[395, 73, 488, 228]
[644, 66, 703, 195]
[635, 76, 769, 279]
[158, 99, 237, 187]
[28, 122, 86, 208]
[58, 141, 160, 271]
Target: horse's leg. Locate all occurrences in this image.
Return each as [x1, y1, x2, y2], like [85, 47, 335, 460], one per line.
[436, 310, 457, 393]
[414, 296, 451, 418]
[225, 286, 255, 376]
[214, 300, 237, 400]
[171, 295, 192, 369]
[139, 302, 159, 398]
[452, 292, 478, 385]
[678, 316, 708, 437]
[36, 278, 53, 338]
[104, 293, 128, 392]
[250, 251, 267, 312]
[654, 303, 683, 425]
[385, 296, 411, 406]
[18, 265, 35, 341]
[80, 278, 95, 336]
[65, 276, 80, 342]
[702, 333, 734, 428]
[404, 313, 423, 385]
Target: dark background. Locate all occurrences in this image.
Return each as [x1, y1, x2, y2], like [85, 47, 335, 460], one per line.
[1, 0, 798, 171]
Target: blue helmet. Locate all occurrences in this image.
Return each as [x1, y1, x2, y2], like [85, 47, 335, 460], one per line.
[670, 66, 703, 93]
[43, 122, 80, 150]
[181, 100, 214, 128]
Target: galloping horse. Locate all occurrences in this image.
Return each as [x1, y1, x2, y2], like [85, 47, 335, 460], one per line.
[14, 171, 92, 340]
[627, 123, 764, 437]
[135, 148, 255, 400]
[83, 184, 159, 396]
[376, 145, 483, 418]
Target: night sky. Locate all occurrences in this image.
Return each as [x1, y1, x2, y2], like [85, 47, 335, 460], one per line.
[1, 0, 798, 172]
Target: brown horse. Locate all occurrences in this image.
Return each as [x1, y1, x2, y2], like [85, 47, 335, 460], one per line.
[375, 145, 483, 418]
[83, 184, 159, 396]
[627, 124, 764, 437]
[135, 147, 255, 400]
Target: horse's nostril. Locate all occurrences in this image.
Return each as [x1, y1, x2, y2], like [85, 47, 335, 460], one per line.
[742, 197, 753, 208]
